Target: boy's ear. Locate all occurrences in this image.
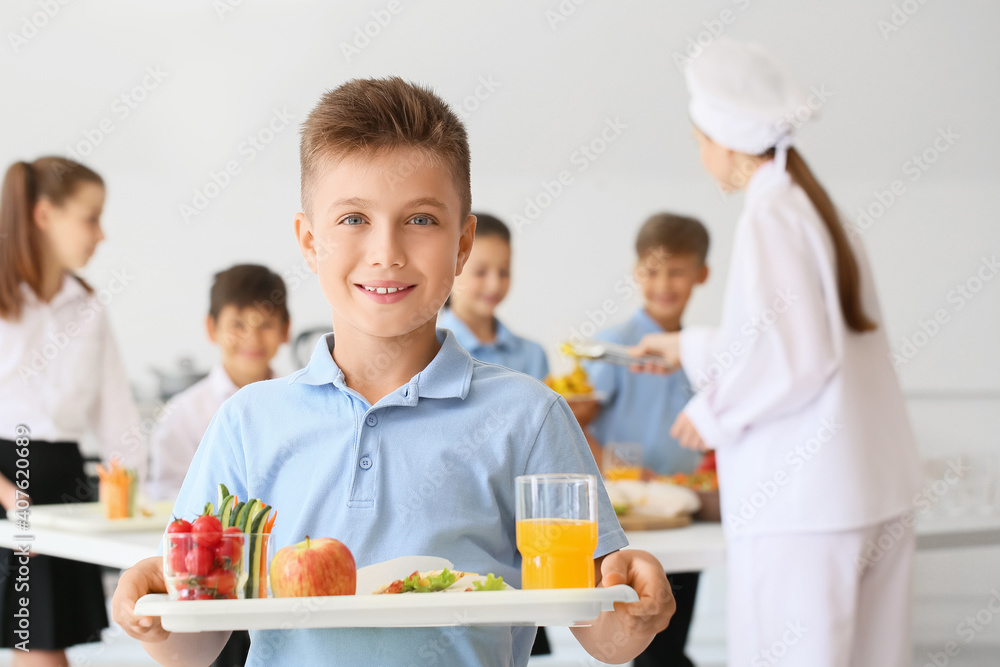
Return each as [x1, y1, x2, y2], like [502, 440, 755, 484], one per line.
[697, 264, 710, 284]
[205, 315, 219, 343]
[294, 212, 319, 274]
[280, 320, 291, 344]
[455, 214, 477, 276]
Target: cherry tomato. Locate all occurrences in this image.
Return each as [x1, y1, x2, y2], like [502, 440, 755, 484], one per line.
[213, 569, 237, 597]
[194, 592, 215, 601]
[214, 534, 242, 566]
[166, 517, 193, 534]
[167, 545, 188, 573]
[178, 587, 196, 601]
[192, 515, 223, 548]
[185, 546, 214, 577]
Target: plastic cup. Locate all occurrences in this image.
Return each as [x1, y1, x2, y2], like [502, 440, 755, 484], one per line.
[515, 474, 598, 589]
[163, 531, 255, 601]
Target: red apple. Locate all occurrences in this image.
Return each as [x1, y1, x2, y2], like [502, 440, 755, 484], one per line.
[269, 536, 356, 597]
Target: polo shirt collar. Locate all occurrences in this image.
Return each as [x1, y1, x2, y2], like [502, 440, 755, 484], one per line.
[439, 309, 512, 352]
[633, 308, 669, 335]
[208, 363, 241, 400]
[290, 328, 474, 401]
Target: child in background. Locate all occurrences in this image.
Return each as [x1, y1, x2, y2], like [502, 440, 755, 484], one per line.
[0, 158, 146, 665]
[438, 212, 548, 381]
[149, 264, 290, 502]
[438, 212, 551, 656]
[585, 212, 709, 667]
[113, 77, 674, 667]
[149, 264, 288, 667]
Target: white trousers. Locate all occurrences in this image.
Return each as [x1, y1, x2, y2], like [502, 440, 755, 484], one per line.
[726, 515, 915, 667]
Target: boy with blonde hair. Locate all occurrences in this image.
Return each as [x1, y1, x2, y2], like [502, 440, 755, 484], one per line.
[113, 77, 674, 666]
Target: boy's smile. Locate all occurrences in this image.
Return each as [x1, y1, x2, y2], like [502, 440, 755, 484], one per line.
[295, 147, 475, 341]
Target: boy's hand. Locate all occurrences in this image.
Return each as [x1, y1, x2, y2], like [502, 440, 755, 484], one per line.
[113, 556, 171, 642]
[573, 550, 675, 663]
[671, 412, 708, 451]
[628, 333, 680, 374]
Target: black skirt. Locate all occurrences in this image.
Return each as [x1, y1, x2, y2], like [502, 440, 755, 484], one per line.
[0, 438, 108, 650]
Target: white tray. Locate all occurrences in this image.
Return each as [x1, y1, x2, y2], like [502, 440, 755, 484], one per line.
[135, 585, 638, 631]
[8, 501, 173, 533]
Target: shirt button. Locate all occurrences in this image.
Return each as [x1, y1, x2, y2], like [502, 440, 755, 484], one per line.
[359, 456, 373, 470]
[365, 414, 378, 427]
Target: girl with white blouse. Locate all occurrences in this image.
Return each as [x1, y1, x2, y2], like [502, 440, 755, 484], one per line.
[0, 157, 145, 665]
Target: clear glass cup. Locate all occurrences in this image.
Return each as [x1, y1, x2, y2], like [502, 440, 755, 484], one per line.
[515, 474, 598, 589]
[603, 442, 643, 481]
[163, 531, 273, 600]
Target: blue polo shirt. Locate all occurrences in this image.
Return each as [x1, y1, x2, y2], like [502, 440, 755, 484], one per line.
[438, 309, 549, 381]
[171, 329, 627, 667]
[586, 309, 700, 476]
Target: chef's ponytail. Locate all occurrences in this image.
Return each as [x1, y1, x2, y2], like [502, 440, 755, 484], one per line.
[783, 148, 877, 333]
[0, 157, 103, 320]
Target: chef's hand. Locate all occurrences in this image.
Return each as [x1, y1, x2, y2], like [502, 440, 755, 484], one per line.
[628, 333, 680, 375]
[113, 556, 171, 642]
[671, 412, 708, 451]
[0, 476, 23, 512]
[573, 550, 675, 663]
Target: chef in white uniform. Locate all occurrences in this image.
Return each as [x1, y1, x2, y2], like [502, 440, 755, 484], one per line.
[632, 39, 922, 666]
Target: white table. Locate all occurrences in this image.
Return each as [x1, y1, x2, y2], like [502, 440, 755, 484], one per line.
[1, 514, 998, 573]
[627, 514, 1000, 573]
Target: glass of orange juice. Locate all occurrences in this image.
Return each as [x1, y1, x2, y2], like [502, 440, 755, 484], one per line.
[516, 474, 598, 589]
[603, 442, 642, 481]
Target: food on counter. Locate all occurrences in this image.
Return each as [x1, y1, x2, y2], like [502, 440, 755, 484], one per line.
[605, 480, 701, 518]
[373, 568, 509, 594]
[665, 471, 719, 492]
[97, 458, 137, 519]
[270, 536, 356, 598]
[545, 359, 594, 398]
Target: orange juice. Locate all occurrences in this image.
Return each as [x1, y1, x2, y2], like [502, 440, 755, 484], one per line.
[516, 518, 598, 588]
[603, 466, 642, 481]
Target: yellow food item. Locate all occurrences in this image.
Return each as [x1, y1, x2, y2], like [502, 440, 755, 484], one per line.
[97, 458, 137, 519]
[545, 359, 593, 398]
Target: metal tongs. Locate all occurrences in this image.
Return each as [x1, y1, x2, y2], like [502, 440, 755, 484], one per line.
[562, 340, 676, 371]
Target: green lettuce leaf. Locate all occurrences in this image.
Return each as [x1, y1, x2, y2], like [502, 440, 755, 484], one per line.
[471, 573, 505, 591]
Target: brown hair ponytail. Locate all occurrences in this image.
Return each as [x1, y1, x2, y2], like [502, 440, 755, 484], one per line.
[783, 148, 877, 333]
[0, 157, 103, 320]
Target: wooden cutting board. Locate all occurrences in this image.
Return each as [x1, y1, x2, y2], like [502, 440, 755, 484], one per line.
[617, 512, 692, 531]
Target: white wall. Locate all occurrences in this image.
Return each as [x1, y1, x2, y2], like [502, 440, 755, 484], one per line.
[4, 0, 999, 656]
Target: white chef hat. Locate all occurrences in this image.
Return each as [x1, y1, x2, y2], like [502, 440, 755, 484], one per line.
[684, 38, 814, 171]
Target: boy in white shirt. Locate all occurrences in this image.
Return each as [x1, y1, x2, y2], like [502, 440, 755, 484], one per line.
[149, 263, 290, 501]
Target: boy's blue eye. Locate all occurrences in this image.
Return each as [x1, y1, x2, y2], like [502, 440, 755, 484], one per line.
[342, 215, 365, 226]
[409, 215, 432, 226]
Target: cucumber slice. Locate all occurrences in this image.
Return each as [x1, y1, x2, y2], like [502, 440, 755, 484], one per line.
[245, 504, 271, 598]
[217, 483, 229, 512]
[220, 495, 235, 526]
[238, 499, 258, 532]
[203, 501, 214, 517]
[230, 501, 245, 529]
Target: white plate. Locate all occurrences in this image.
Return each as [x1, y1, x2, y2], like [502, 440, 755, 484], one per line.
[8, 501, 174, 533]
[135, 585, 638, 631]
